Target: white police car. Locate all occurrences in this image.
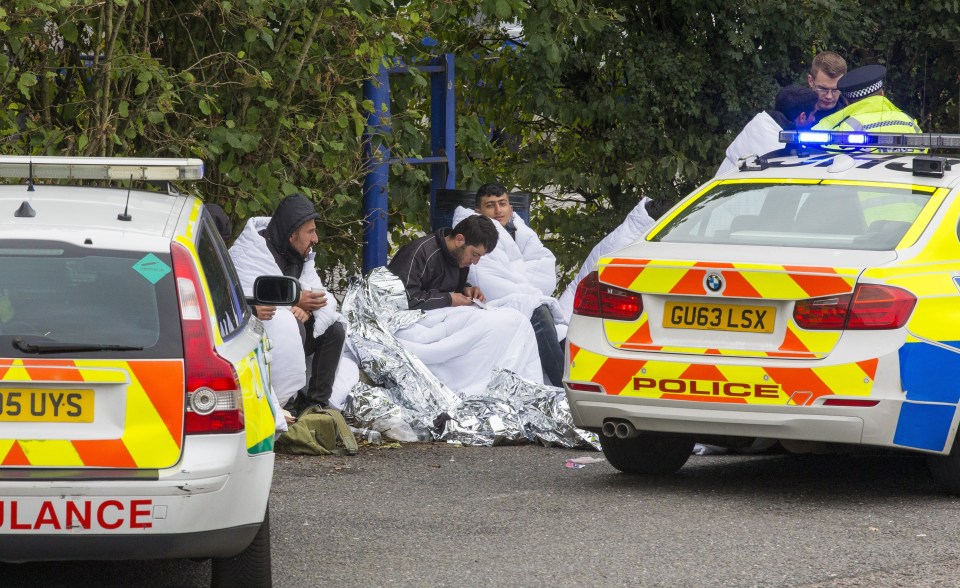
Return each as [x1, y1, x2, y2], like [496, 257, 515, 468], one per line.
[0, 156, 298, 586]
[565, 131, 960, 492]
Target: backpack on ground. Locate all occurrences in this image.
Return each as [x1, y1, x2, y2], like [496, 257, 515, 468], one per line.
[276, 406, 359, 456]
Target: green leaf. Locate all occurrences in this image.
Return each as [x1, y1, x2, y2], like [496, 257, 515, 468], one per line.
[199, 99, 211, 116]
[260, 30, 275, 50]
[60, 22, 78, 44]
[17, 73, 37, 98]
[118, 101, 129, 118]
[146, 111, 164, 124]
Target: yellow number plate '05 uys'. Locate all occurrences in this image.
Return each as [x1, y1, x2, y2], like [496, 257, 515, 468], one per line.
[0, 389, 94, 423]
[663, 301, 776, 334]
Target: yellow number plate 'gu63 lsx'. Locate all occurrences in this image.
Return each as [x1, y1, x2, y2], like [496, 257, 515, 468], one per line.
[662, 301, 776, 334]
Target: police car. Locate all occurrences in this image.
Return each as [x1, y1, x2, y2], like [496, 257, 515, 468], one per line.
[565, 131, 960, 492]
[0, 156, 298, 586]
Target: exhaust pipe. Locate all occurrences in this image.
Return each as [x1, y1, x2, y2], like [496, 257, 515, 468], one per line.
[614, 420, 639, 439]
[601, 421, 617, 438]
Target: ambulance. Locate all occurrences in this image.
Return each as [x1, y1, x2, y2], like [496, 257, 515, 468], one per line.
[565, 132, 960, 492]
[0, 156, 299, 586]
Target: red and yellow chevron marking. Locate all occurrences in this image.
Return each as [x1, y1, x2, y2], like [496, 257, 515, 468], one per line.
[597, 259, 858, 299]
[598, 260, 856, 357]
[0, 359, 184, 469]
[569, 347, 877, 406]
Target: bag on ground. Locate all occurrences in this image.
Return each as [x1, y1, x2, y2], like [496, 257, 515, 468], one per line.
[276, 406, 359, 456]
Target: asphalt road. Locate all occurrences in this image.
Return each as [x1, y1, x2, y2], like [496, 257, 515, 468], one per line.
[4, 443, 960, 587]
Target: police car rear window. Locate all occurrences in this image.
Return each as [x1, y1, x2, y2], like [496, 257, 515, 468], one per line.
[0, 242, 181, 358]
[650, 182, 934, 250]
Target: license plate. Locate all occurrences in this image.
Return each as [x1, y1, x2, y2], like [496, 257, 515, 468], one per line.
[663, 301, 775, 333]
[0, 389, 94, 423]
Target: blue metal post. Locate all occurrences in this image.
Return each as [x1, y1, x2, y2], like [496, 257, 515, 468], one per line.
[429, 54, 456, 218]
[362, 65, 391, 273]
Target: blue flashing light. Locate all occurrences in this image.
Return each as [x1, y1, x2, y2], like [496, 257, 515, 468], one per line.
[797, 132, 831, 144]
[847, 134, 868, 144]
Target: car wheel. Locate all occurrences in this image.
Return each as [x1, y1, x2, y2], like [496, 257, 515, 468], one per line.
[599, 432, 695, 475]
[927, 435, 960, 494]
[211, 507, 272, 588]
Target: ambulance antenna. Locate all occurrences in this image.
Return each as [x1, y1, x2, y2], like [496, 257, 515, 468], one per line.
[118, 175, 133, 221]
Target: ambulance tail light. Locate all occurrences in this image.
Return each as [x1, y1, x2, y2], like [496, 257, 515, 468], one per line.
[793, 284, 916, 330]
[573, 271, 643, 321]
[171, 242, 245, 435]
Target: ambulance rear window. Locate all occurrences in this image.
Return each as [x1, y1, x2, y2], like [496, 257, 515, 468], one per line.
[650, 182, 934, 250]
[0, 242, 182, 358]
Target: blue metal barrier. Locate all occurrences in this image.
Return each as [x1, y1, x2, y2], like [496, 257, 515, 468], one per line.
[361, 54, 456, 274]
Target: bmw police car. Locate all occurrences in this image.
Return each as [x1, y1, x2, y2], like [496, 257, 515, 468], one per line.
[565, 131, 960, 492]
[0, 156, 298, 586]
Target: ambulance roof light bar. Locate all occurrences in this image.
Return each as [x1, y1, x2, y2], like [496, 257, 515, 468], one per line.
[779, 131, 960, 150]
[0, 156, 204, 181]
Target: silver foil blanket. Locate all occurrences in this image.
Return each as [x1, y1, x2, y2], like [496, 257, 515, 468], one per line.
[341, 267, 599, 450]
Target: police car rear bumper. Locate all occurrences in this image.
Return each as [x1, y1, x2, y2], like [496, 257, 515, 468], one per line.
[566, 390, 948, 454]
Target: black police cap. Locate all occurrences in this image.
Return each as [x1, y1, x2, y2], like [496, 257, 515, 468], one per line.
[838, 64, 886, 100]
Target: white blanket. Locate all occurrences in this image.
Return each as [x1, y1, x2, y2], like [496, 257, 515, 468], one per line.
[716, 111, 784, 176]
[558, 198, 655, 321]
[451, 206, 567, 339]
[229, 217, 344, 410]
[395, 305, 543, 397]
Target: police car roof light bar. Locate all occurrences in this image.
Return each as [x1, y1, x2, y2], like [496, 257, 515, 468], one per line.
[0, 156, 204, 181]
[780, 131, 960, 150]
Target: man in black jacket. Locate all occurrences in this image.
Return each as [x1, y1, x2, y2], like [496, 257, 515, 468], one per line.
[387, 215, 499, 310]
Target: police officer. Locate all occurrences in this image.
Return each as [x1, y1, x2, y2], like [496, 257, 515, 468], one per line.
[813, 64, 921, 133]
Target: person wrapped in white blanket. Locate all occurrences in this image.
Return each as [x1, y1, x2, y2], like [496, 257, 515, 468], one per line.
[558, 198, 657, 322]
[229, 194, 346, 426]
[386, 214, 543, 396]
[451, 183, 566, 387]
[716, 85, 819, 176]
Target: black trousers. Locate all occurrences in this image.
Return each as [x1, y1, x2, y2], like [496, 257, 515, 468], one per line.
[530, 304, 565, 387]
[295, 319, 346, 409]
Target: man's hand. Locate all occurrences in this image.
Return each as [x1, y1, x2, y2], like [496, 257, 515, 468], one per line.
[450, 292, 474, 306]
[462, 286, 485, 303]
[254, 305, 276, 321]
[297, 289, 328, 312]
[291, 306, 311, 322]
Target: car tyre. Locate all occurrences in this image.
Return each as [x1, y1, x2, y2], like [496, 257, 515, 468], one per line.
[599, 432, 695, 475]
[211, 507, 272, 588]
[927, 436, 960, 494]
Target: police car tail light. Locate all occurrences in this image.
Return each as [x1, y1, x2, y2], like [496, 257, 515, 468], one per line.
[171, 243, 245, 435]
[793, 284, 916, 331]
[793, 294, 850, 330]
[845, 284, 916, 330]
[573, 271, 643, 321]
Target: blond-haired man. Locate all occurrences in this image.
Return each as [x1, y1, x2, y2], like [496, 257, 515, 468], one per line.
[808, 51, 847, 122]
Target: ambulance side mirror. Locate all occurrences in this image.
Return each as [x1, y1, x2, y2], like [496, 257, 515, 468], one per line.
[251, 276, 301, 306]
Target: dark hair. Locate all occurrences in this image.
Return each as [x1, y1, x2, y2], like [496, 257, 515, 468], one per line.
[475, 182, 508, 208]
[452, 214, 498, 253]
[776, 85, 818, 122]
[204, 203, 233, 244]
